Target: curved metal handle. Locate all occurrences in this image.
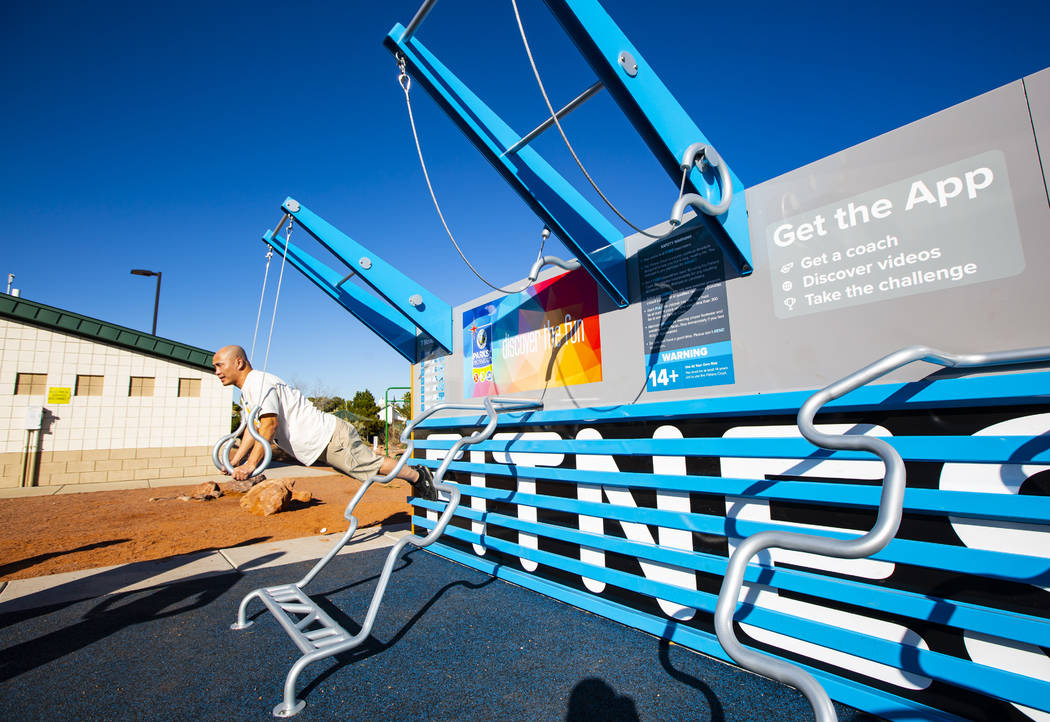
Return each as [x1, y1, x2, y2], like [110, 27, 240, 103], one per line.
[253, 393, 544, 713]
[212, 416, 246, 474]
[343, 395, 542, 522]
[670, 143, 733, 223]
[527, 255, 581, 283]
[299, 395, 542, 589]
[714, 344, 1050, 722]
[242, 386, 277, 477]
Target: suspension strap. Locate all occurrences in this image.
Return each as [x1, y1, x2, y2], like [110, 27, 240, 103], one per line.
[509, 0, 689, 240]
[249, 246, 275, 364]
[396, 52, 547, 295]
[258, 217, 293, 398]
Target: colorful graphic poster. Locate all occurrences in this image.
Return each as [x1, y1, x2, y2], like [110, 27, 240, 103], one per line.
[463, 269, 602, 396]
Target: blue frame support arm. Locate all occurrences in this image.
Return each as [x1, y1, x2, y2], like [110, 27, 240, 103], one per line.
[542, 0, 752, 274]
[260, 230, 423, 363]
[278, 198, 453, 354]
[383, 25, 630, 308]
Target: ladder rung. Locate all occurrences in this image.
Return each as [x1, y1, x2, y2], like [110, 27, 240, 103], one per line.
[257, 587, 350, 656]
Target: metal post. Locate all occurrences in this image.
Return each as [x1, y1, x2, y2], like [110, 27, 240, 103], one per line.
[384, 386, 411, 456]
[151, 271, 161, 335]
[130, 269, 162, 335]
[402, 0, 439, 41]
[20, 429, 31, 487]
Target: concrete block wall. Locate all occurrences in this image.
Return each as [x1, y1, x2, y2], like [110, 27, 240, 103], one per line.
[1, 446, 216, 487]
[0, 319, 233, 487]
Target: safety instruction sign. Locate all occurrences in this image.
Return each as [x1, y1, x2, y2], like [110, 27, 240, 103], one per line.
[638, 228, 734, 391]
[417, 356, 445, 413]
[768, 150, 1025, 318]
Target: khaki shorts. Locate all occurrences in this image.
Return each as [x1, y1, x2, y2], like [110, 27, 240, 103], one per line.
[321, 418, 383, 481]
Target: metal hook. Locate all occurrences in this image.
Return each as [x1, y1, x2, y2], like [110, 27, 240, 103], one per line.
[396, 52, 411, 92]
[669, 142, 733, 222]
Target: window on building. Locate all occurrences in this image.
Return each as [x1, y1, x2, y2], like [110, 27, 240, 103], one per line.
[15, 373, 47, 395]
[75, 374, 104, 396]
[178, 378, 201, 398]
[128, 376, 155, 397]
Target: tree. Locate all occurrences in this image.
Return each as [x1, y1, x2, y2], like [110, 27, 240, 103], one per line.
[308, 395, 344, 413]
[394, 391, 412, 422]
[346, 390, 383, 441]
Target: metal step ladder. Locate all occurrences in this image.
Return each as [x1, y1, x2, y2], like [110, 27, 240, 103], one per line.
[231, 395, 542, 717]
[713, 344, 1050, 722]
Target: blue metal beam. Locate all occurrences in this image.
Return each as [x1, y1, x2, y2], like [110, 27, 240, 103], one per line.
[260, 230, 421, 363]
[383, 26, 630, 307]
[279, 198, 452, 353]
[542, 0, 752, 274]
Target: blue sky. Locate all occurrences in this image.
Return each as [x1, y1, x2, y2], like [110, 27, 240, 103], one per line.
[3, 0, 1048, 399]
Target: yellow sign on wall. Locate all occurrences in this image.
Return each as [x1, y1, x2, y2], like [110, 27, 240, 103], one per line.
[47, 387, 71, 404]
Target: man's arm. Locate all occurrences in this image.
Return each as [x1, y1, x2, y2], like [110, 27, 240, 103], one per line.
[225, 423, 255, 473]
[232, 414, 278, 480]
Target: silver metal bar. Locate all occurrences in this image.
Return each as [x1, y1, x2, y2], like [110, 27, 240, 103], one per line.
[502, 81, 604, 157]
[232, 393, 543, 717]
[713, 344, 1050, 722]
[271, 212, 291, 240]
[402, 0, 439, 42]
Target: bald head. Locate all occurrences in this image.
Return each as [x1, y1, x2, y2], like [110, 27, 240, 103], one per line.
[213, 345, 253, 388]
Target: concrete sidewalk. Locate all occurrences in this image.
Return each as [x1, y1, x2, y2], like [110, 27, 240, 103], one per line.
[0, 461, 341, 499]
[0, 523, 411, 614]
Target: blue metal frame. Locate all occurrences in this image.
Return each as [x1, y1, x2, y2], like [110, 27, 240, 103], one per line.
[412, 368, 1050, 429]
[384, 0, 751, 308]
[383, 26, 630, 307]
[405, 364, 1050, 720]
[542, 0, 752, 273]
[413, 434, 1050, 464]
[266, 198, 453, 356]
[260, 233, 420, 363]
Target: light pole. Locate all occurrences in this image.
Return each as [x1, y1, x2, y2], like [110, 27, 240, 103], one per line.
[130, 269, 162, 335]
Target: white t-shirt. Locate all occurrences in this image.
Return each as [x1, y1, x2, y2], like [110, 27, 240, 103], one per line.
[239, 370, 337, 467]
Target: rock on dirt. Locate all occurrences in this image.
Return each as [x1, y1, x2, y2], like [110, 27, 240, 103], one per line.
[148, 481, 224, 503]
[192, 481, 223, 500]
[240, 479, 312, 516]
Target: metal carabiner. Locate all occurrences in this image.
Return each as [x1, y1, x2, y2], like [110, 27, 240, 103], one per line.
[396, 52, 411, 92]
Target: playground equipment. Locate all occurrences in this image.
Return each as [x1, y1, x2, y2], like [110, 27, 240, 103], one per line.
[714, 345, 1050, 722]
[211, 217, 298, 478]
[233, 0, 1050, 719]
[231, 395, 541, 717]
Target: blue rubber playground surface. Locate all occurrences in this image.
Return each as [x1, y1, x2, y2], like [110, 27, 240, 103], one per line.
[0, 545, 878, 721]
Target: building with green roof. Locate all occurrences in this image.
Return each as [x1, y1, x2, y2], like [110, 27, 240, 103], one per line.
[0, 293, 231, 488]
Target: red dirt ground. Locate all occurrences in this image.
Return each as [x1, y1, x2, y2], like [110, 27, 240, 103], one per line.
[0, 475, 411, 582]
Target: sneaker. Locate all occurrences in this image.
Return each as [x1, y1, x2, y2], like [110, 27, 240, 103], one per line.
[410, 464, 439, 501]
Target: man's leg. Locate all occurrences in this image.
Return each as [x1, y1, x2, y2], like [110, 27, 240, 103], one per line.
[378, 456, 438, 501]
[378, 456, 417, 482]
[324, 418, 437, 500]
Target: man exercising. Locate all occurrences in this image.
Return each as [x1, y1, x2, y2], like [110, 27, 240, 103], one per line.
[212, 345, 436, 499]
